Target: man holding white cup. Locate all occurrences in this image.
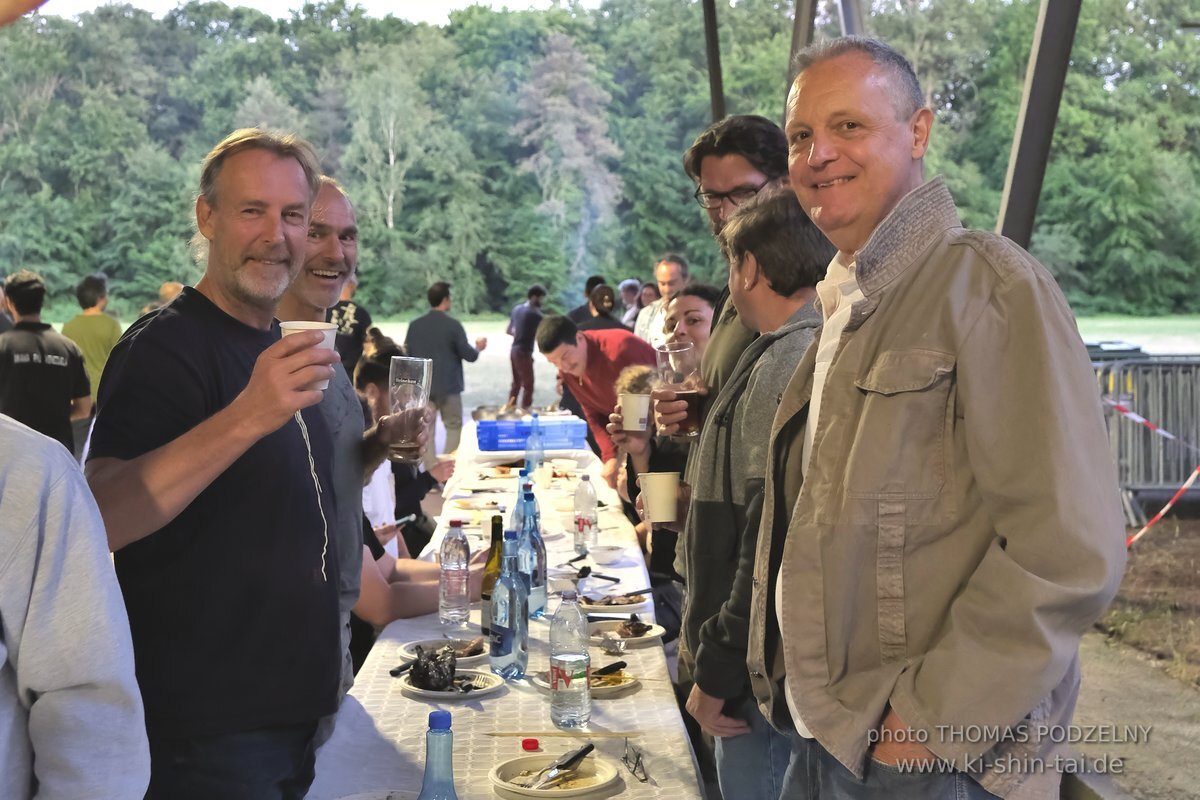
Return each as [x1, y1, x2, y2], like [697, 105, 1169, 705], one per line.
[86, 129, 345, 798]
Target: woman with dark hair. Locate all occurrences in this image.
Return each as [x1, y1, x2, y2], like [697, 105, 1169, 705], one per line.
[577, 284, 629, 332]
[637, 282, 661, 314]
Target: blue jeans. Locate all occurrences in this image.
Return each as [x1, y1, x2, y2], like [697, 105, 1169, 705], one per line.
[715, 696, 813, 800]
[817, 743, 1000, 799]
[145, 721, 319, 800]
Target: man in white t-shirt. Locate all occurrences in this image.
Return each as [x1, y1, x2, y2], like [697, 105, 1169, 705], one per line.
[634, 254, 689, 347]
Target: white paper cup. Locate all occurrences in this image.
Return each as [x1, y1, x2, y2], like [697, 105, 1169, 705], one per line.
[619, 393, 651, 432]
[641, 472, 680, 523]
[280, 320, 337, 390]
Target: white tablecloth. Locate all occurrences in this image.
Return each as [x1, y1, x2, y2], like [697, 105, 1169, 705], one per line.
[306, 421, 703, 799]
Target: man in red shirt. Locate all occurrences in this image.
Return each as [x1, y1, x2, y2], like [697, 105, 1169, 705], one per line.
[536, 315, 655, 488]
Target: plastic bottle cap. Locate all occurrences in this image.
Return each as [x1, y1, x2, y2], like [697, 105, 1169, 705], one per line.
[522, 738, 540, 751]
[429, 710, 452, 730]
[449, 520, 463, 528]
[504, 529, 518, 541]
[581, 475, 590, 481]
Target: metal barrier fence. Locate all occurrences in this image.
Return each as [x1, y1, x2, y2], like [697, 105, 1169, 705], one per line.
[1095, 356, 1200, 526]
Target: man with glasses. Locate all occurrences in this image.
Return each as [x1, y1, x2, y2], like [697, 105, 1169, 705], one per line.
[639, 114, 792, 799]
[655, 115, 788, 438]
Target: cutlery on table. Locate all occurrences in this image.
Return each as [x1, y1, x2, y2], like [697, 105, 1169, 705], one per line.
[518, 743, 596, 789]
[575, 566, 620, 584]
[593, 661, 627, 676]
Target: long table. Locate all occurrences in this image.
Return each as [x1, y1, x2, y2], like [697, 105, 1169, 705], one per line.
[306, 421, 703, 799]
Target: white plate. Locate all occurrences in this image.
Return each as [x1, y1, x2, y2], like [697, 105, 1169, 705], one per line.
[477, 465, 522, 478]
[334, 792, 417, 800]
[579, 594, 652, 613]
[529, 670, 640, 697]
[450, 497, 506, 512]
[588, 620, 666, 647]
[477, 449, 590, 465]
[399, 669, 505, 700]
[399, 638, 489, 667]
[490, 754, 620, 797]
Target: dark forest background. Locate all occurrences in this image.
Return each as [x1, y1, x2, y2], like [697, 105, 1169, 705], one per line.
[3, 0, 1199, 320]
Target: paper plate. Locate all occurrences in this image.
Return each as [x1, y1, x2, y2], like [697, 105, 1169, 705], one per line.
[398, 637, 488, 667]
[489, 753, 620, 797]
[399, 669, 505, 700]
[529, 670, 640, 698]
[334, 792, 418, 800]
[587, 620, 666, 647]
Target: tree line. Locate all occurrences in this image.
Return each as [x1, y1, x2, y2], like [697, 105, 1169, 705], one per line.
[1, 0, 1198, 321]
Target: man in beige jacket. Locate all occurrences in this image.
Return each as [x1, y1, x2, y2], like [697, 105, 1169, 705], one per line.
[748, 37, 1127, 799]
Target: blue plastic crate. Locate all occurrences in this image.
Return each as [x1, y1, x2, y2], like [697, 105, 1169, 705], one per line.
[476, 417, 588, 451]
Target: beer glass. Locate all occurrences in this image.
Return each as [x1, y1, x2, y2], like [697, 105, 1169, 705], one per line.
[388, 356, 432, 463]
[654, 342, 703, 438]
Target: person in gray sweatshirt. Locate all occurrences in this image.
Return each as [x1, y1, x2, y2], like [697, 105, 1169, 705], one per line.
[679, 188, 835, 800]
[0, 413, 150, 799]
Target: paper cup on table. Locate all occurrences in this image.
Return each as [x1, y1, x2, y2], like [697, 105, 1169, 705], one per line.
[619, 393, 651, 432]
[279, 321, 337, 390]
[641, 472, 680, 523]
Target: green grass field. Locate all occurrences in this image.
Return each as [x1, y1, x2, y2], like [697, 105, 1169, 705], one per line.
[43, 312, 1197, 413]
[372, 314, 1200, 411]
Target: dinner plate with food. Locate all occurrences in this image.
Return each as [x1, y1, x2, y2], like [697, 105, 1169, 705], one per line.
[399, 636, 488, 666]
[399, 669, 504, 700]
[578, 592, 652, 613]
[477, 464, 519, 479]
[450, 497, 504, 512]
[489, 752, 619, 797]
[529, 665, 639, 697]
[587, 614, 666, 647]
[395, 642, 505, 699]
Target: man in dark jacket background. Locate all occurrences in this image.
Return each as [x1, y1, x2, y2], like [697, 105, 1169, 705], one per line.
[405, 281, 487, 455]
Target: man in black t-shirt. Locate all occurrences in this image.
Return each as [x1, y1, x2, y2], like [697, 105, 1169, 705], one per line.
[0, 283, 13, 333]
[506, 283, 545, 407]
[86, 129, 343, 800]
[0, 270, 91, 451]
[326, 272, 372, 377]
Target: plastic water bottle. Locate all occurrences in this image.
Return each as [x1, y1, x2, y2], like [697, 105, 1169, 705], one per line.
[490, 530, 529, 679]
[480, 515, 504, 637]
[509, 477, 531, 532]
[573, 475, 598, 556]
[417, 710, 459, 800]
[549, 590, 591, 729]
[438, 520, 471, 627]
[525, 412, 545, 474]
[517, 491, 547, 618]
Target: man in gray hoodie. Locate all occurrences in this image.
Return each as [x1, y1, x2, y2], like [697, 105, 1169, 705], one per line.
[0, 414, 150, 799]
[680, 188, 834, 799]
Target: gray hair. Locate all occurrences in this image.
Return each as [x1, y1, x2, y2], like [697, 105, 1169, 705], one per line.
[792, 36, 924, 120]
[198, 128, 321, 209]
